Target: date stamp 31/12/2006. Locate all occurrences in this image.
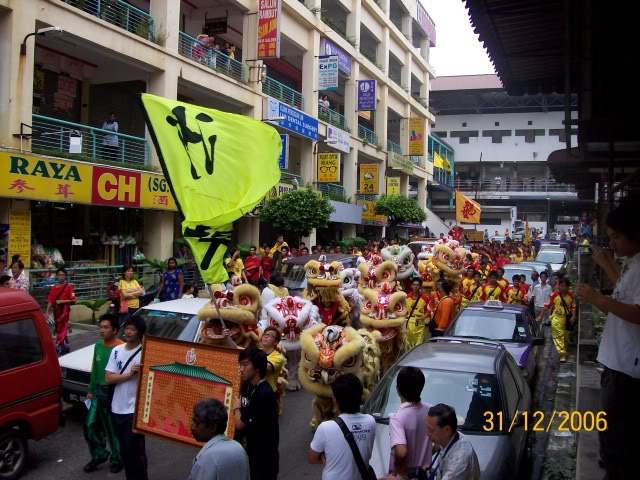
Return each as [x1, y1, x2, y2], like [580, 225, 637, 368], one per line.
[483, 410, 608, 433]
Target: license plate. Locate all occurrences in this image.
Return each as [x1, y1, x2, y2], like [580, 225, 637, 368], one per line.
[67, 393, 86, 403]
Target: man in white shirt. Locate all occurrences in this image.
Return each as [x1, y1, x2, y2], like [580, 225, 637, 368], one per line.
[577, 198, 640, 479]
[308, 374, 376, 480]
[529, 271, 552, 323]
[105, 317, 146, 480]
[426, 404, 480, 480]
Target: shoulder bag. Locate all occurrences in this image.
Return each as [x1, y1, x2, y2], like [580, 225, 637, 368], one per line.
[95, 347, 142, 404]
[334, 417, 377, 480]
[559, 294, 574, 331]
[405, 296, 422, 327]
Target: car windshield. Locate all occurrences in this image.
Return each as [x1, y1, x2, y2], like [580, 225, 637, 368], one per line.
[280, 263, 308, 290]
[450, 310, 528, 343]
[135, 309, 201, 342]
[363, 367, 502, 431]
[503, 268, 535, 284]
[536, 251, 565, 264]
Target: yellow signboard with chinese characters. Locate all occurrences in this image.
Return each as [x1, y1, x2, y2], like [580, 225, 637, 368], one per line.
[317, 153, 340, 183]
[408, 117, 425, 156]
[8, 210, 32, 266]
[386, 177, 401, 195]
[0, 151, 176, 211]
[358, 200, 386, 225]
[359, 164, 379, 194]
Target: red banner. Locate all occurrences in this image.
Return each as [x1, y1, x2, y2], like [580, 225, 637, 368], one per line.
[257, 0, 281, 59]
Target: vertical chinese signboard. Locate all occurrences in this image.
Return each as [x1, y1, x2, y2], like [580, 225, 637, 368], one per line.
[408, 117, 425, 156]
[317, 153, 340, 183]
[257, 0, 282, 59]
[359, 164, 379, 194]
[386, 177, 401, 195]
[8, 210, 31, 266]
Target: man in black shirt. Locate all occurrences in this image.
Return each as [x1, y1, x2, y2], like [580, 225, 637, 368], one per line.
[233, 347, 279, 480]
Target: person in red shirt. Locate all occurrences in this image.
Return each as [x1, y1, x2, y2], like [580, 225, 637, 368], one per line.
[496, 251, 512, 269]
[46, 267, 76, 355]
[260, 253, 273, 283]
[496, 268, 509, 294]
[244, 246, 262, 285]
[448, 224, 464, 241]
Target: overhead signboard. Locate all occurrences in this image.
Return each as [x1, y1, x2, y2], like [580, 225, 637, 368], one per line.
[0, 151, 176, 211]
[318, 55, 339, 91]
[408, 117, 425, 156]
[257, 0, 282, 59]
[319, 38, 352, 76]
[390, 152, 415, 175]
[266, 97, 319, 140]
[357, 80, 376, 111]
[359, 163, 379, 194]
[327, 125, 350, 154]
[416, 2, 437, 47]
[279, 134, 289, 169]
[386, 177, 401, 195]
[317, 153, 340, 183]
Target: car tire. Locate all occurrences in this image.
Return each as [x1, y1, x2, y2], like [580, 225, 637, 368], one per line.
[0, 428, 28, 480]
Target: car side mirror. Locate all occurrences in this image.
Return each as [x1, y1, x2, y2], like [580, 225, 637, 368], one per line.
[533, 337, 544, 346]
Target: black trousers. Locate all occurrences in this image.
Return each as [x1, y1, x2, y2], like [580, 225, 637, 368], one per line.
[600, 367, 640, 480]
[248, 450, 278, 480]
[111, 413, 148, 480]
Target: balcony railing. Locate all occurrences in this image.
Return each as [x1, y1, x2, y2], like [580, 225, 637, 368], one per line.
[355, 193, 378, 202]
[319, 106, 348, 131]
[317, 183, 347, 202]
[178, 32, 246, 83]
[31, 114, 149, 166]
[410, 156, 422, 166]
[433, 167, 453, 186]
[262, 77, 304, 110]
[387, 140, 402, 155]
[358, 125, 378, 145]
[64, 0, 154, 40]
[454, 179, 577, 193]
[280, 171, 303, 187]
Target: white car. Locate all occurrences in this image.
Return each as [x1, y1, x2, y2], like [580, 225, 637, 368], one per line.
[535, 247, 567, 274]
[59, 298, 209, 403]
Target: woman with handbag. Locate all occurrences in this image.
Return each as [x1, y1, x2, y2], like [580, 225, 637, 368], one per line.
[118, 265, 143, 321]
[538, 278, 575, 362]
[46, 267, 76, 355]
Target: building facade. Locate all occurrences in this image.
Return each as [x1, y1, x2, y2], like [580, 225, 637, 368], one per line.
[0, 0, 437, 267]
[428, 74, 584, 234]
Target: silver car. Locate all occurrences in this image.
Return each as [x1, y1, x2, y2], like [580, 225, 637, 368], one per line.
[363, 338, 531, 479]
[535, 248, 567, 274]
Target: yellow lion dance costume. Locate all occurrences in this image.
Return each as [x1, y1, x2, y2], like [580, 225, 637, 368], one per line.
[299, 323, 380, 428]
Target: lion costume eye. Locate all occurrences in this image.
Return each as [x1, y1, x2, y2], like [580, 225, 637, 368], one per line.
[364, 300, 372, 309]
[383, 271, 391, 279]
[403, 256, 411, 265]
[239, 295, 253, 306]
[394, 303, 404, 312]
[308, 267, 317, 275]
[342, 356, 356, 368]
[343, 277, 351, 284]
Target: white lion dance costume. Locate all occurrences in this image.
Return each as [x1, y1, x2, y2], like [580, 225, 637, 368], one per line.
[261, 295, 319, 391]
[381, 245, 416, 291]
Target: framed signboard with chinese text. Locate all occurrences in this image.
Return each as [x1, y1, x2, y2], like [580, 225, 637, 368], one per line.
[133, 336, 241, 447]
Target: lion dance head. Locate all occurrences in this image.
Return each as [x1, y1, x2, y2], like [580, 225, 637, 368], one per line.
[299, 323, 380, 428]
[197, 284, 261, 348]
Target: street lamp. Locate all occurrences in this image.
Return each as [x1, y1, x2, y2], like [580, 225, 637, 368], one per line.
[21, 26, 63, 55]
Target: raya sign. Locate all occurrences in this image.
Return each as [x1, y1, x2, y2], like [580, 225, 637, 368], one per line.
[134, 337, 241, 446]
[359, 164, 379, 194]
[257, 0, 282, 59]
[317, 153, 340, 183]
[0, 152, 176, 211]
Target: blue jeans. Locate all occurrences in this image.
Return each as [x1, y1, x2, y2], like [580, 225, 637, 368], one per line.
[111, 413, 147, 480]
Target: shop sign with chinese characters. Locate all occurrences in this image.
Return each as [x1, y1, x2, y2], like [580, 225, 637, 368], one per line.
[8, 210, 31, 266]
[359, 164, 379, 194]
[257, 0, 282, 59]
[0, 151, 176, 211]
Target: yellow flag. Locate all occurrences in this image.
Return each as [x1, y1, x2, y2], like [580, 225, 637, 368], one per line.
[524, 219, 531, 245]
[455, 190, 481, 224]
[443, 155, 452, 172]
[433, 151, 444, 169]
[141, 94, 281, 284]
